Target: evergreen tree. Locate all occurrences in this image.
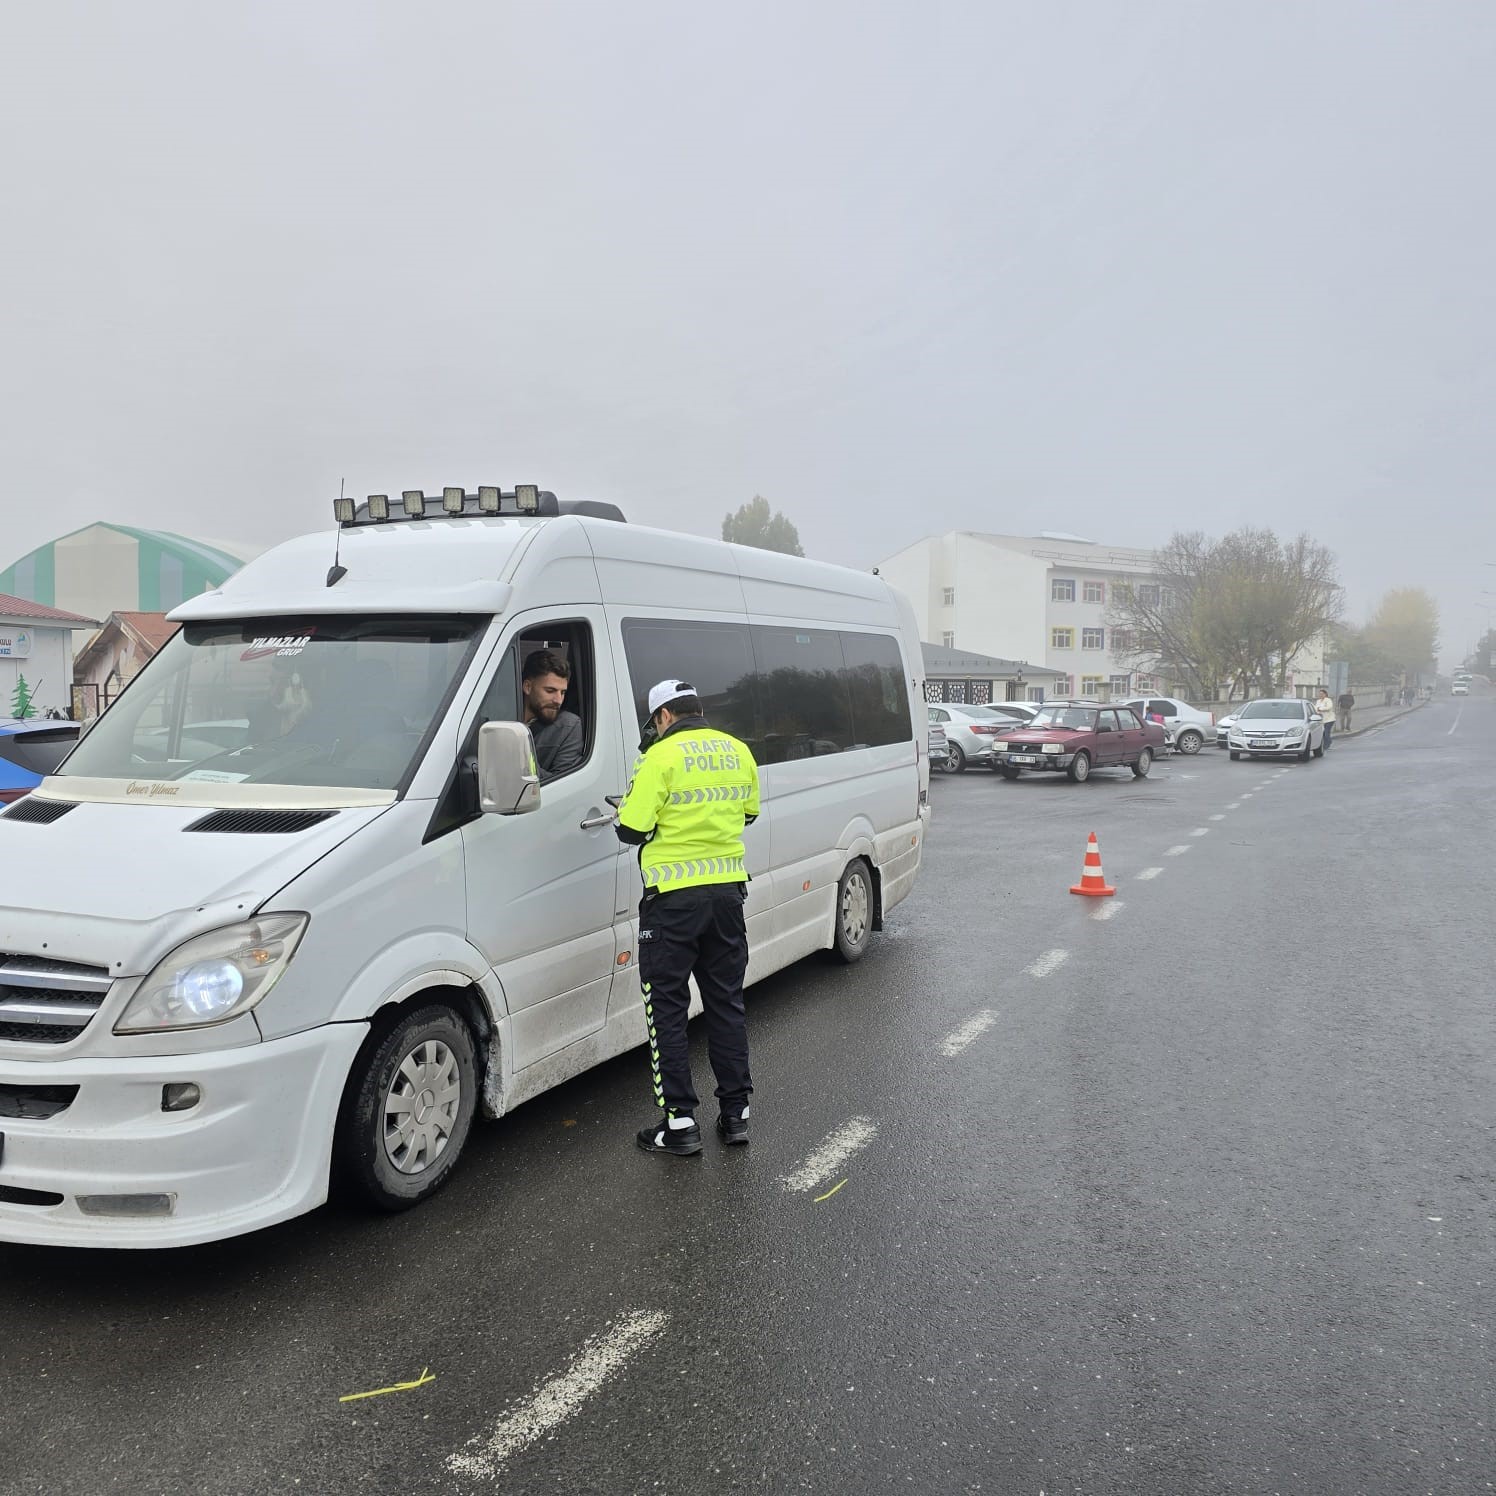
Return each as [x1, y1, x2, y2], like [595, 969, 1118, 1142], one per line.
[10, 673, 35, 720]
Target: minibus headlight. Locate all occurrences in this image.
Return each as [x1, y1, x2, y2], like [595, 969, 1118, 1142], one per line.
[116, 914, 309, 1033]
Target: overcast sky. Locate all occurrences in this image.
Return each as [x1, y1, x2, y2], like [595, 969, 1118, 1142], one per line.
[4, 2, 1494, 663]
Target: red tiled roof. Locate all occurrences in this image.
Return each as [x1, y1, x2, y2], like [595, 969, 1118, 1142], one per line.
[114, 612, 178, 652]
[0, 592, 100, 626]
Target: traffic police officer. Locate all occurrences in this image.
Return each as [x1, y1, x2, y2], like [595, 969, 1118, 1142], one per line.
[615, 680, 760, 1156]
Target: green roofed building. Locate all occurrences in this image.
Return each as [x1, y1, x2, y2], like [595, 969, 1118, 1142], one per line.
[0, 523, 260, 621]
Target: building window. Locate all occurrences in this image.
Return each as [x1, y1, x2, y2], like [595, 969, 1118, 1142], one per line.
[942, 587, 955, 606]
[1083, 580, 1105, 604]
[1081, 627, 1105, 650]
[1027, 686, 1045, 703]
[941, 631, 955, 648]
[1051, 628, 1073, 650]
[1137, 584, 1161, 608]
[1051, 578, 1075, 603]
[1111, 627, 1137, 653]
[1081, 675, 1105, 697]
[1056, 676, 1074, 697]
[1109, 674, 1130, 696]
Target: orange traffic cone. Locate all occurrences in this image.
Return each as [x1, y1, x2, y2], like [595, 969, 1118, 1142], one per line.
[1069, 831, 1116, 897]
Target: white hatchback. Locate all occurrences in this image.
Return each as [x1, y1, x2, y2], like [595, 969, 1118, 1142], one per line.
[1226, 699, 1327, 761]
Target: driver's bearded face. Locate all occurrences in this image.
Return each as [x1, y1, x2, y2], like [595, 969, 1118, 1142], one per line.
[524, 674, 567, 723]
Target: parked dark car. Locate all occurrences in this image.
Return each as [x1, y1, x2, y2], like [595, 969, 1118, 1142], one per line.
[990, 702, 1166, 783]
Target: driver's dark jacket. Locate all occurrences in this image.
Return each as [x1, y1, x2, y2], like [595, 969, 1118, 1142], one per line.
[530, 710, 584, 780]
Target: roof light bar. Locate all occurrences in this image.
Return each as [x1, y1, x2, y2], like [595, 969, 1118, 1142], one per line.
[402, 490, 426, 517]
[333, 497, 355, 524]
[477, 486, 501, 514]
[515, 484, 540, 514]
[367, 493, 391, 522]
[443, 487, 466, 514]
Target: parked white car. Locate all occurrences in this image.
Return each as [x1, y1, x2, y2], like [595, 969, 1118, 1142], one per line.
[1120, 696, 1217, 754]
[1226, 699, 1326, 761]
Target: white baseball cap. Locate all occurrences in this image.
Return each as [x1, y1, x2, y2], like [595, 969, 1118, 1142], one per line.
[647, 679, 695, 716]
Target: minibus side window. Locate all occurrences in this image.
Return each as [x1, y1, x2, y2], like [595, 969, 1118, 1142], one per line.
[839, 632, 913, 748]
[748, 626, 855, 763]
[620, 620, 758, 747]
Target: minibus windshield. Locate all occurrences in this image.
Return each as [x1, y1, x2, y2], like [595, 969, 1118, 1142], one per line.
[61, 617, 481, 793]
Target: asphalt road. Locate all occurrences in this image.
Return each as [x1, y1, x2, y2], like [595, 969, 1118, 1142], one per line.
[4, 696, 1493, 1495]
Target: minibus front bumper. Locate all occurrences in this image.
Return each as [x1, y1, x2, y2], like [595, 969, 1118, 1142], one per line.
[0, 1023, 367, 1248]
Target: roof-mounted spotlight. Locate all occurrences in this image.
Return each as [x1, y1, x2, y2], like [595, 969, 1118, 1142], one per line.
[333, 497, 356, 525]
[515, 484, 540, 514]
[366, 493, 391, 522]
[477, 486, 501, 514]
[443, 487, 466, 515]
[402, 490, 426, 518]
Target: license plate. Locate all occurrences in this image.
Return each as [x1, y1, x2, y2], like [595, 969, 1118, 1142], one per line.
[1250, 739, 1273, 748]
[1013, 754, 1041, 764]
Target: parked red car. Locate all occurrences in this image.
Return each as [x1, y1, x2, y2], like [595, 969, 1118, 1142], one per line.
[990, 702, 1166, 783]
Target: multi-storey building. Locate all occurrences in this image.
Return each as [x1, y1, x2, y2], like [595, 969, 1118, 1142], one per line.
[876, 530, 1167, 701]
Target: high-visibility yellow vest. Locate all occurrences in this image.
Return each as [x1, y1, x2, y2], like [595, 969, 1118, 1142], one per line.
[618, 724, 761, 890]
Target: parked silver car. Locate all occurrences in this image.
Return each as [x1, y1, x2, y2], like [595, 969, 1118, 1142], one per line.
[1226, 699, 1326, 761]
[927, 703, 1037, 772]
[928, 721, 950, 769]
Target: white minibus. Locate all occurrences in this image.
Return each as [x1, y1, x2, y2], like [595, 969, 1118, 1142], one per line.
[0, 489, 927, 1246]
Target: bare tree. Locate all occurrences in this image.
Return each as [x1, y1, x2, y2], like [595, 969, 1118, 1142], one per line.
[1108, 528, 1341, 700]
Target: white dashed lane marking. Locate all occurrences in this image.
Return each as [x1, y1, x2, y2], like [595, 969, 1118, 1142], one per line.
[781, 1117, 878, 1193]
[1089, 900, 1124, 921]
[940, 1010, 998, 1056]
[447, 1309, 670, 1481]
[1226, 802, 1242, 810]
[1135, 867, 1164, 880]
[1209, 814, 1226, 821]
[1165, 845, 1192, 857]
[1191, 827, 1211, 837]
[1024, 948, 1071, 978]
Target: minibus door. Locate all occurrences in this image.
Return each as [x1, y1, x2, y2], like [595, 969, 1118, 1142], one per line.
[461, 610, 624, 1071]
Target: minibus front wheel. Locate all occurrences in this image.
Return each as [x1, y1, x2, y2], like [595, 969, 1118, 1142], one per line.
[335, 1003, 479, 1212]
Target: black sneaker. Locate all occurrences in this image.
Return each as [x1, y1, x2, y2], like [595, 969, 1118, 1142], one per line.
[636, 1115, 702, 1156]
[716, 1109, 750, 1146]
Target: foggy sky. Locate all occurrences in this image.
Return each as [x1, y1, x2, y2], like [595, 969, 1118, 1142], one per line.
[4, 2, 1494, 665]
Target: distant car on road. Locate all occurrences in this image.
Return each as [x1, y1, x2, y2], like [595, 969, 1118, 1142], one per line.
[991, 701, 1166, 783]
[1452, 681, 1469, 696]
[927, 703, 1036, 773]
[1120, 696, 1217, 754]
[0, 719, 81, 804]
[1226, 699, 1326, 761]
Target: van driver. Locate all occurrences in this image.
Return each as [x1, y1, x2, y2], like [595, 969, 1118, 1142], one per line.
[523, 649, 584, 780]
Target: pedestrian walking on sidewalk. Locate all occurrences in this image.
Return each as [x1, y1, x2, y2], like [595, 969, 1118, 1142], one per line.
[615, 679, 760, 1157]
[1336, 689, 1355, 733]
[1314, 687, 1335, 751]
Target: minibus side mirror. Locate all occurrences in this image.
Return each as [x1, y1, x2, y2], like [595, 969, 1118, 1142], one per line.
[478, 720, 541, 815]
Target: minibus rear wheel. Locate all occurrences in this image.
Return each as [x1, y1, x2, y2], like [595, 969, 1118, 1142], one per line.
[832, 859, 874, 964]
[336, 1003, 479, 1212]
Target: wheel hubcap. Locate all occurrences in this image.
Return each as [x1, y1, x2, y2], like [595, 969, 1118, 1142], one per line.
[383, 1039, 462, 1175]
[843, 875, 869, 945]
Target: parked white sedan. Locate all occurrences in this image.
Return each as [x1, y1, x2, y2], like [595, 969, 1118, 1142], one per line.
[1226, 699, 1326, 761]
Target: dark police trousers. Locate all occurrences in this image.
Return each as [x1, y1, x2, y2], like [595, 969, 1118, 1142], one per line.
[639, 884, 752, 1118]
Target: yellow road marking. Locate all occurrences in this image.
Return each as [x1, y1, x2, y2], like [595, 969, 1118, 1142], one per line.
[814, 1179, 848, 1203]
[340, 1367, 436, 1403]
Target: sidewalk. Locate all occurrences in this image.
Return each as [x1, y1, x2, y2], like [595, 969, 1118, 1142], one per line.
[1336, 698, 1427, 738]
